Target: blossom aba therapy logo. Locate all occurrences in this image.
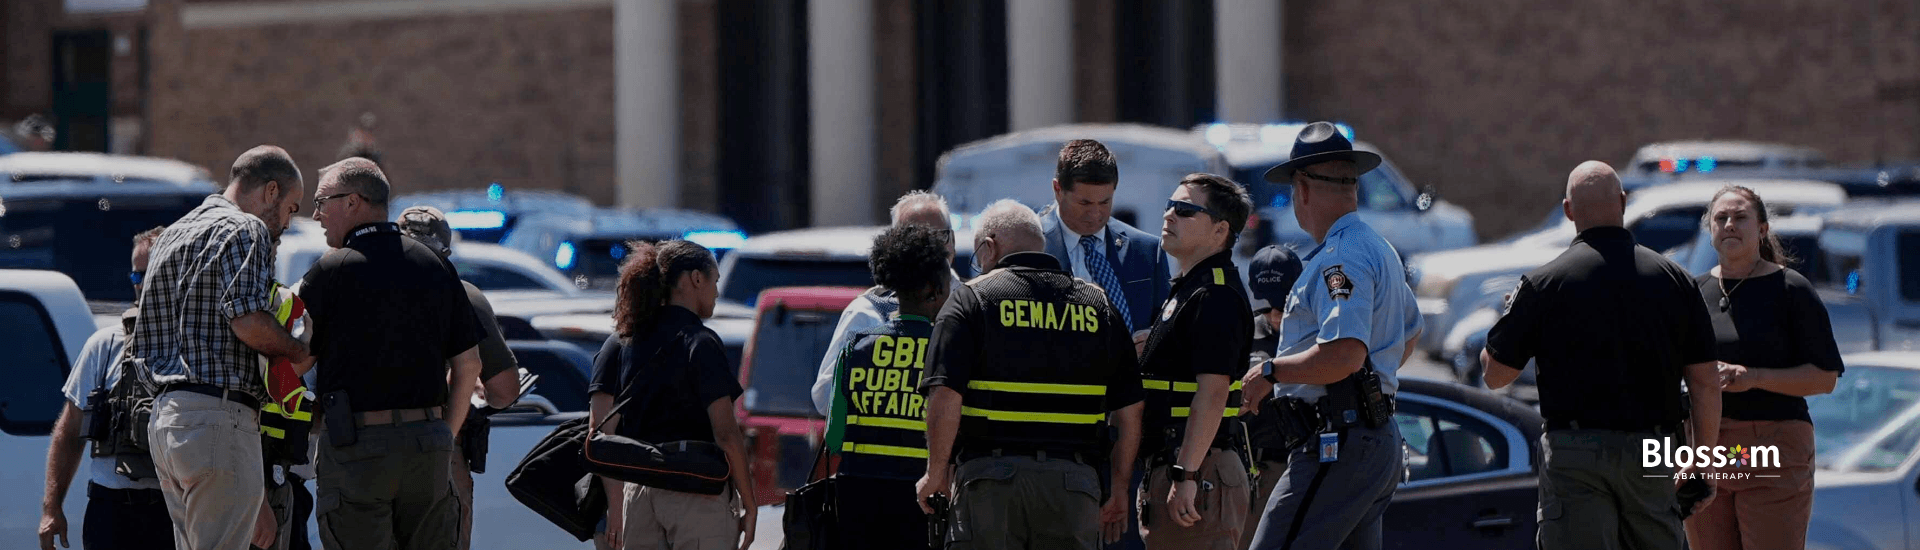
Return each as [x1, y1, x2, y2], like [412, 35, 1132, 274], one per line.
[1642, 438, 1782, 480]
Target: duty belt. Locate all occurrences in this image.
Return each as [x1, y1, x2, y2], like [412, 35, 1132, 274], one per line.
[354, 407, 441, 427]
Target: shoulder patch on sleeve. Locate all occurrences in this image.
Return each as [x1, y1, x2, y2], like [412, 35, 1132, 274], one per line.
[1322, 264, 1352, 300]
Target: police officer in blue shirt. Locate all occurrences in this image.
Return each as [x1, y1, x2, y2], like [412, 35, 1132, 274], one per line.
[1237, 122, 1422, 550]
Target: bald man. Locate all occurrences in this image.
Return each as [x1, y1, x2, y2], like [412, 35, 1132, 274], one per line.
[915, 199, 1145, 550]
[1480, 161, 1721, 550]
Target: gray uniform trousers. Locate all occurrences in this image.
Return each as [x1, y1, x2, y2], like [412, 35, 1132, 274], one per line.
[948, 454, 1105, 550]
[315, 419, 460, 550]
[1536, 430, 1682, 550]
[1246, 422, 1404, 550]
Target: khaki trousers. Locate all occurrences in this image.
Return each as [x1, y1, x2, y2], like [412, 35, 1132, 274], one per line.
[149, 391, 265, 550]
[1139, 449, 1250, 550]
[620, 484, 739, 550]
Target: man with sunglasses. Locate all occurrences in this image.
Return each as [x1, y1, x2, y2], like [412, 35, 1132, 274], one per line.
[41, 226, 174, 550]
[1237, 122, 1421, 550]
[1134, 174, 1257, 549]
[809, 190, 964, 416]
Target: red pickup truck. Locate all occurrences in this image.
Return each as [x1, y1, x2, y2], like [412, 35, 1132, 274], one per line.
[735, 286, 866, 506]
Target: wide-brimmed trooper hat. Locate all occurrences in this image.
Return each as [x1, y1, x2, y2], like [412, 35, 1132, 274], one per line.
[1262, 121, 1383, 183]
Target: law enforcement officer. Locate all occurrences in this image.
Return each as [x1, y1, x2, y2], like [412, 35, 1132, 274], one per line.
[821, 224, 952, 550]
[811, 190, 962, 416]
[1481, 161, 1721, 550]
[41, 226, 174, 550]
[914, 199, 1146, 550]
[130, 145, 311, 550]
[1236, 246, 1302, 550]
[395, 205, 524, 550]
[1237, 122, 1421, 550]
[298, 158, 486, 550]
[1133, 174, 1256, 549]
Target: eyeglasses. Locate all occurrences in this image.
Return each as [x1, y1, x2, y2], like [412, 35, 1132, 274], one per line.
[1167, 199, 1222, 220]
[1296, 171, 1358, 185]
[313, 192, 356, 210]
[129, 271, 145, 286]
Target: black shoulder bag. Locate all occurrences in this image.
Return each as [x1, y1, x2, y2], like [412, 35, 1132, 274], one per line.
[581, 327, 733, 495]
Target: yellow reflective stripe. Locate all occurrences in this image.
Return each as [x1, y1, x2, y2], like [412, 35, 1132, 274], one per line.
[841, 442, 931, 459]
[961, 406, 1106, 424]
[967, 380, 1105, 395]
[1212, 268, 1225, 286]
[1143, 380, 1244, 392]
[1168, 407, 1240, 418]
[847, 416, 927, 431]
[262, 397, 314, 422]
[260, 425, 286, 439]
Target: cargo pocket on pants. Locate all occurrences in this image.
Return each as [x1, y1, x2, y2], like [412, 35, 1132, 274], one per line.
[949, 461, 1016, 549]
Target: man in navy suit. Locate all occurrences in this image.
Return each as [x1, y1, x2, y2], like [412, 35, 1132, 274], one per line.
[1040, 139, 1171, 336]
[1039, 138, 1169, 550]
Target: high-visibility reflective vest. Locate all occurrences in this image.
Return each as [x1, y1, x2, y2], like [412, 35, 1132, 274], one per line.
[259, 283, 314, 441]
[831, 317, 934, 480]
[951, 261, 1130, 457]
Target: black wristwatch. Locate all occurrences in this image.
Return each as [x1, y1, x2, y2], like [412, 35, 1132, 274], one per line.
[1169, 464, 1193, 482]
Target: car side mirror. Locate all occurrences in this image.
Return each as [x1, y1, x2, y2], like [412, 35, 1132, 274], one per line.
[1416, 186, 1438, 212]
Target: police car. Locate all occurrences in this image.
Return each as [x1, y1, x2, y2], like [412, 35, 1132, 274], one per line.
[1410, 179, 1849, 359]
[1197, 123, 1479, 260]
[392, 184, 597, 244]
[0, 152, 219, 304]
[501, 207, 744, 291]
[1625, 140, 1825, 181]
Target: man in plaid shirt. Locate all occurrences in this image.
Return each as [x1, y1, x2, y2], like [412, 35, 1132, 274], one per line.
[129, 145, 315, 550]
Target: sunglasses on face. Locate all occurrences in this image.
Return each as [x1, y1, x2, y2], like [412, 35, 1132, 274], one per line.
[129, 271, 145, 286]
[1167, 199, 1222, 220]
[313, 192, 356, 210]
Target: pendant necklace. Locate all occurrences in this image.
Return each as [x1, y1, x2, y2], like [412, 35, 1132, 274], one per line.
[1717, 259, 1761, 312]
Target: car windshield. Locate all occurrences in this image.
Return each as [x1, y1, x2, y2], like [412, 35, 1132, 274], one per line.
[0, 189, 207, 301]
[720, 257, 873, 306]
[1810, 365, 1920, 472]
[741, 305, 841, 417]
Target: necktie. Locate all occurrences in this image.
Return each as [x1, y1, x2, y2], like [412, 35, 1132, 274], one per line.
[1080, 234, 1132, 332]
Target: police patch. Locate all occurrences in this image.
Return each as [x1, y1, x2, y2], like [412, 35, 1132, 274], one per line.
[1323, 265, 1352, 300]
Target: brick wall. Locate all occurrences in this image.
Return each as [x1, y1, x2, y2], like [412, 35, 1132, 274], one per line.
[1281, 0, 1920, 240]
[144, 0, 620, 203]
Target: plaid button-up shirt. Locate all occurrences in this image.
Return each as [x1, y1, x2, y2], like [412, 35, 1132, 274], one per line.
[128, 194, 276, 401]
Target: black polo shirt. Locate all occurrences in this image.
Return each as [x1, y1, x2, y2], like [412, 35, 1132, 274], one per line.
[1695, 268, 1845, 422]
[1137, 250, 1252, 450]
[300, 222, 486, 412]
[588, 306, 742, 443]
[1485, 226, 1715, 431]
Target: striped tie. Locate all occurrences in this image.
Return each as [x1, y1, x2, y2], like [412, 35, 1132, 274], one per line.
[1080, 234, 1132, 332]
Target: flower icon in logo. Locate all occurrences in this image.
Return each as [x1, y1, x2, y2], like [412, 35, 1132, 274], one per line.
[1727, 445, 1749, 467]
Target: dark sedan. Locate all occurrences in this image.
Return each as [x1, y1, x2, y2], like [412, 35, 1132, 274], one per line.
[1387, 377, 1544, 549]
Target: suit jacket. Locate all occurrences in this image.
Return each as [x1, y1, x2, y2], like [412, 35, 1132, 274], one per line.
[1041, 207, 1171, 333]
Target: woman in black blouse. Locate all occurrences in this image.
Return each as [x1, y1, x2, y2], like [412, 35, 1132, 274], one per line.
[1684, 186, 1843, 550]
[588, 240, 756, 550]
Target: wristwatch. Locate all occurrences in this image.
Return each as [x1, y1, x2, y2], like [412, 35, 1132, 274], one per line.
[1262, 360, 1279, 384]
[1169, 464, 1193, 482]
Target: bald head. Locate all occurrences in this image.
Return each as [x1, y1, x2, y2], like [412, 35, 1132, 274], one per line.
[1563, 160, 1626, 232]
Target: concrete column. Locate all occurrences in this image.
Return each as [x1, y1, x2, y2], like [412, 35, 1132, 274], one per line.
[616, 0, 678, 208]
[1007, 0, 1074, 131]
[1214, 0, 1283, 123]
[808, 0, 877, 226]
